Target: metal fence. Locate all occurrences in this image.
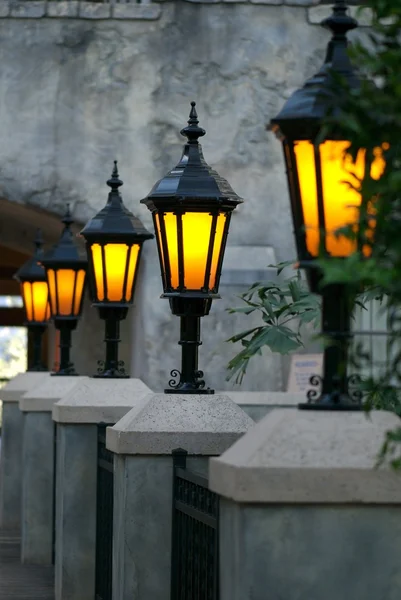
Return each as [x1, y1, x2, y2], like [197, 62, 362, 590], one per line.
[95, 426, 114, 600]
[171, 448, 219, 600]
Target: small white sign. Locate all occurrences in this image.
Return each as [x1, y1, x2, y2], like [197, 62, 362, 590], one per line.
[287, 354, 323, 393]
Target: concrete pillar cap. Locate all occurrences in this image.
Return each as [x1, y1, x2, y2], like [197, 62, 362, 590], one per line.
[106, 392, 254, 456]
[20, 376, 88, 412]
[0, 372, 50, 403]
[210, 408, 401, 504]
[52, 378, 151, 424]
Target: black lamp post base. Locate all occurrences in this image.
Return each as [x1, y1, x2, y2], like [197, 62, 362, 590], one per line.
[165, 387, 215, 395]
[51, 370, 79, 377]
[298, 399, 362, 411]
[93, 360, 129, 379]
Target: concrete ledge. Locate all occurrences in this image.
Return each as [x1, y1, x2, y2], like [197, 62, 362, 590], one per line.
[52, 378, 151, 424]
[210, 409, 401, 504]
[10, 1, 46, 18]
[78, 2, 111, 19]
[220, 246, 276, 286]
[107, 393, 254, 455]
[112, 3, 161, 19]
[229, 391, 304, 407]
[0, 372, 50, 403]
[47, 0, 79, 18]
[20, 376, 88, 412]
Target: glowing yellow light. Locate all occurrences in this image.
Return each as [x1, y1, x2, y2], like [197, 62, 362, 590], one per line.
[154, 213, 165, 274]
[73, 270, 86, 315]
[181, 213, 213, 289]
[294, 140, 386, 257]
[56, 269, 76, 315]
[91, 244, 105, 301]
[22, 281, 49, 322]
[209, 214, 226, 289]
[125, 245, 140, 300]
[47, 269, 57, 314]
[104, 244, 129, 302]
[164, 213, 179, 288]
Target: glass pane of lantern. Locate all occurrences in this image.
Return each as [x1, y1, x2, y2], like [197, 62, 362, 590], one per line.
[22, 282, 33, 321]
[104, 244, 129, 302]
[56, 269, 76, 315]
[164, 213, 179, 288]
[209, 214, 227, 290]
[91, 244, 105, 301]
[47, 269, 57, 315]
[294, 140, 386, 258]
[182, 212, 213, 289]
[125, 245, 140, 301]
[154, 213, 165, 273]
[32, 282, 49, 322]
[73, 270, 86, 316]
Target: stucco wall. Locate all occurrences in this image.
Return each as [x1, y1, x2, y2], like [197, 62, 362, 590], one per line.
[0, 1, 362, 391]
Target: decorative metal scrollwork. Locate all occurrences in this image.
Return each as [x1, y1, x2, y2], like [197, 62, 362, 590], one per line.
[96, 359, 127, 377]
[168, 369, 182, 389]
[305, 373, 363, 406]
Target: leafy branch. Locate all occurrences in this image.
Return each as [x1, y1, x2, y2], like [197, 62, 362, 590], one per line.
[226, 263, 320, 384]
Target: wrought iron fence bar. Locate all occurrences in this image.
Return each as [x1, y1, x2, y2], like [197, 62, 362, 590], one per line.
[98, 458, 114, 473]
[174, 500, 218, 528]
[175, 467, 209, 488]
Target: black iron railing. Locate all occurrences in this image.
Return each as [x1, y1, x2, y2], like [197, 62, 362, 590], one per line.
[171, 448, 219, 600]
[95, 425, 114, 600]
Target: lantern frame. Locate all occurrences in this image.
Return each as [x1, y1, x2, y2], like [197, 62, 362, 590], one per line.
[41, 206, 88, 376]
[142, 102, 243, 393]
[270, 0, 365, 410]
[80, 162, 153, 378]
[13, 230, 49, 372]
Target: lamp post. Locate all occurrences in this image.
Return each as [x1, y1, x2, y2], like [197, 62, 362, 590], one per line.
[142, 101, 242, 394]
[80, 161, 153, 378]
[14, 230, 50, 372]
[41, 206, 87, 376]
[270, 0, 385, 409]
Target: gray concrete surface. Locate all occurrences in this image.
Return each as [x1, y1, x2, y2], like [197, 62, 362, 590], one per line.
[21, 412, 55, 565]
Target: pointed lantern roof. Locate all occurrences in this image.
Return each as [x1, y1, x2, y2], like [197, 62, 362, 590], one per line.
[141, 102, 243, 212]
[81, 161, 153, 243]
[14, 230, 47, 283]
[270, 0, 359, 139]
[41, 205, 87, 270]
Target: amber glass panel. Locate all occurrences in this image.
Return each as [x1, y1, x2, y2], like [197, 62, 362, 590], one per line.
[73, 270, 86, 316]
[164, 213, 179, 288]
[125, 245, 140, 301]
[31, 282, 49, 322]
[47, 269, 57, 315]
[22, 282, 33, 321]
[209, 214, 226, 290]
[91, 244, 105, 301]
[154, 213, 165, 274]
[54, 269, 75, 316]
[294, 140, 385, 257]
[104, 244, 129, 302]
[181, 213, 213, 289]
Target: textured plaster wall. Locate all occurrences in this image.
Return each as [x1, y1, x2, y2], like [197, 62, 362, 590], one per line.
[0, 2, 356, 391]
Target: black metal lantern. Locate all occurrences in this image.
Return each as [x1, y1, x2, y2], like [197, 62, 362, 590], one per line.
[269, 0, 378, 410]
[142, 102, 242, 393]
[14, 230, 50, 372]
[80, 162, 153, 378]
[41, 206, 87, 376]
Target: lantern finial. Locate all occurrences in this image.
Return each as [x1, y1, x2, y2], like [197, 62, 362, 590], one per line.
[107, 160, 123, 191]
[180, 101, 206, 142]
[324, 0, 357, 36]
[62, 204, 74, 230]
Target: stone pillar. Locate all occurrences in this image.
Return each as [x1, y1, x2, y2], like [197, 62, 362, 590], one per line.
[0, 371, 49, 529]
[106, 392, 253, 600]
[230, 390, 304, 421]
[52, 378, 151, 600]
[19, 376, 87, 565]
[210, 409, 401, 600]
